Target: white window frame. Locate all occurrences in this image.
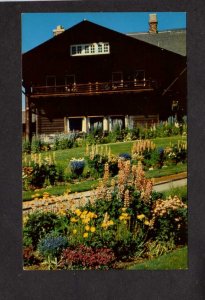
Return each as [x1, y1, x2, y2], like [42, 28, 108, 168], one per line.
[70, 42, 110, 56]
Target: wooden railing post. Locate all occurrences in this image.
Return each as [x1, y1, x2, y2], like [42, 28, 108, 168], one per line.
[89, 82, 92, 93]
[25, 95, 31, 141]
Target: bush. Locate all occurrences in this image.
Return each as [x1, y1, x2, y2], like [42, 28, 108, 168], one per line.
[38, 232, 68, 260]
[29, 162, 58, 188]
[60, 245, 115, 270]
[23, 157, 58, 189]
[150, 196, 187, 244]
[23, 245, 39, 266]
[23, 139, 31, 154]
[69, 158, 85, 177]
[119, 153, 132, 160]
[87, 154, 107, 178]
[87, 154, 118, 178]
[23, 211, 60, 249]
[53, 133, 78, 150]
[31, 136, 42, 153]
[150, 147, 165, 169]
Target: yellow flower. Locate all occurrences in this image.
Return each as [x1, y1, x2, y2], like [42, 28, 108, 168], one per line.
[144, 220, 150, 226]
[82, 218, 90, 224]
[70, 217, 78, 223]
[83, 232, 88, 238]
[122, 213, 128, 217]
[90, 226, 96, 233]
[82, 210, 88, 215]
[121, 207, 127, 212]
[85, 225, 90, 231]
[73, 229, 77, 234]
[101, 222, 107, 228]
[119, 216, 124, 221]
[137, 214, 145, 220]
[108, 220, 114, 226]
[75, 209, 81, 216]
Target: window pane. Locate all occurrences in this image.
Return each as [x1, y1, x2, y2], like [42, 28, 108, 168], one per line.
[85, 45, 89, 53]
[72, 46, 76, 55]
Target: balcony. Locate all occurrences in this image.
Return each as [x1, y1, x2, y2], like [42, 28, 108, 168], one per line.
[30, 80, 155, 98]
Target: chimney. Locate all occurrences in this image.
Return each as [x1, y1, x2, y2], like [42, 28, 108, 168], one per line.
[149, 14, 158, 34]
[53, 25, 65, 37]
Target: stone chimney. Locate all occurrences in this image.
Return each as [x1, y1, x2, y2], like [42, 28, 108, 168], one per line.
[149, 14, 158, 34]
[53, 25, 65, 36]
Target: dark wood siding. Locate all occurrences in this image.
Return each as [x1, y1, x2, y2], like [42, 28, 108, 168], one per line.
[38, 114, 64, 134]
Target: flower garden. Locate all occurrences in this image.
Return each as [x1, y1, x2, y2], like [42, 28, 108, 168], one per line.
[22, 120, 188, 270]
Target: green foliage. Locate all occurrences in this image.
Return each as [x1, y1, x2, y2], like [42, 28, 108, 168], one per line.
[23, 246, 40, 266]
[29, 162, 58, 188]
[128, 246, 188, 270]
[152, 208, 187, 245]
[87, 154, 118, 178]
[23, 211, 60, 249]
[54, 138, 74, 150]
[87, 154, 108, 178]
[38, 232, 68, 260]
[22, 139, 31, 154]
[69, 158, 85, 178]
[31, 136, 42, 153]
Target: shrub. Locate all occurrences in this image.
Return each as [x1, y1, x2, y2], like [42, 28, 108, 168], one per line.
[165, 141, 187, 166]
[60, 245, 115, 270]
[69, 158, 85, 177]
[31, 136, 42, 153]
[149, 147, 165, 169]
[53, 133, 77, 150]
[119, 153, 131, 160]
[23, 245, 39, 266]
[23, 211, 60, 249]
[29, 162, 58, 188]
[23, 155, 58, 189]
[22, 139, 31, 154]
[150, 196, 187, 244]
[87, 154, 107, 178]
[38, 232, 68, 260]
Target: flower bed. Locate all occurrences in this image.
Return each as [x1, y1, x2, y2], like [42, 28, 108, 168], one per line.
[23, 161, 187, 270]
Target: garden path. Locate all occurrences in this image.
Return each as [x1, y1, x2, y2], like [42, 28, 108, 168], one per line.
[23, 172, 187, 214]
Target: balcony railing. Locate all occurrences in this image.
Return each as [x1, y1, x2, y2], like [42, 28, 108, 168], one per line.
[31, 79, 155, 97]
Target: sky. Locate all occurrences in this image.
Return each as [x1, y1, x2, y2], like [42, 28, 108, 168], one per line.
[22, 12, 186, 53]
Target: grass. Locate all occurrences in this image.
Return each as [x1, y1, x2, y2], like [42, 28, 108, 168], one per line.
[23, 178, 99, 202]
[23, 136, 186, 170]
[161, 185, 187, 201]
[128, 246, 188, 270]
[23, 136, 187, 201]
[146, 163, 187, 179]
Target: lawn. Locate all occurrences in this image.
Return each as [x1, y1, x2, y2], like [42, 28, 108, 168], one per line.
[22, 136, 187, 201]
[128, 246, 188, 270]
[23, 135, 186, 170]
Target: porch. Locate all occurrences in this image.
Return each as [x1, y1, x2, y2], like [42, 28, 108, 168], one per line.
[30, 80, 155, 97]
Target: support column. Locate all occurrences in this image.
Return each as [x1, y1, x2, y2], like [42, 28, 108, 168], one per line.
[109, 117, 112, 132]
[64, 117, 68, 133]
[87, 117, 90, 132]
[82, 117, 88, 133]
[25, 95, 31, 141]
[125, 115, 129, 129]
[103, 116, 109, 132]
[36, 108, 39, 136]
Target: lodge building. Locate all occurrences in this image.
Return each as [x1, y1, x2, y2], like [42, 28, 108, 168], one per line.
[22, 14, 187, 140]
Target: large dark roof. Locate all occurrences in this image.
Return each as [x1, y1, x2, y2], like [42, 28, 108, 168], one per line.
[23, 20, 185, 58]
[127, 29, 186, 56]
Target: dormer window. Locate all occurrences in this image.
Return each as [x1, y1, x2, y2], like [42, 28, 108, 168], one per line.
[70, 42, 110, 56]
